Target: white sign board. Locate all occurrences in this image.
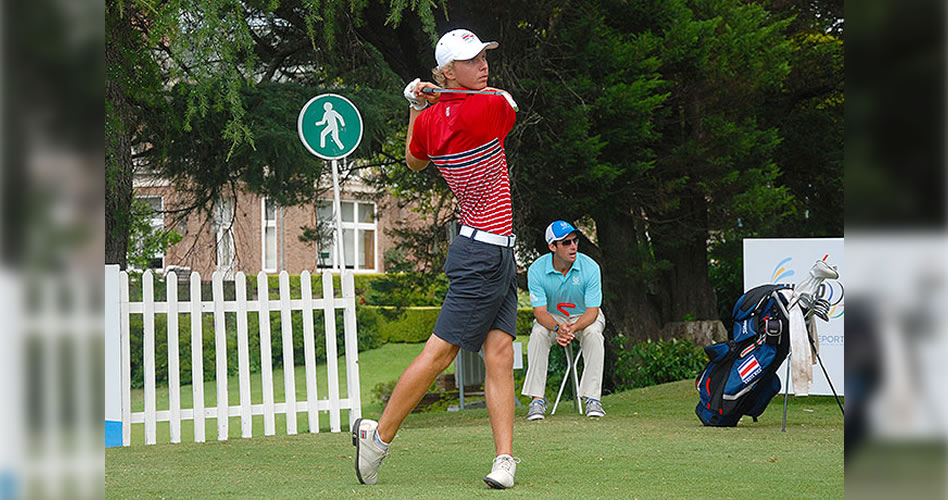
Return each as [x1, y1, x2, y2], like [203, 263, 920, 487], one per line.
[744, 238, 844, 396]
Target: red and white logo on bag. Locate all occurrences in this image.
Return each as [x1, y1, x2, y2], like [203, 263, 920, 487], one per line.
[737, 355, 762, 383]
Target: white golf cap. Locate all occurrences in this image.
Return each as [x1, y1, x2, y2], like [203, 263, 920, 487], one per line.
[435, 29, 498, 68]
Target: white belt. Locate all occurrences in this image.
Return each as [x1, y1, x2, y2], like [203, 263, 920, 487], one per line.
[459, 225, 516, 248]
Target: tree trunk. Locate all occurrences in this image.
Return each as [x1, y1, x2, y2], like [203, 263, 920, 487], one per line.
[653, 193, 717, 324]
[594, 211, 664, 392]
[105, 3, 134, 269]
[595, 211, 663, 343]
[105, 93, 132, 268]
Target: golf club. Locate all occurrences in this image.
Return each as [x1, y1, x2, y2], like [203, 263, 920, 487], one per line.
[421, 87, 519, 112]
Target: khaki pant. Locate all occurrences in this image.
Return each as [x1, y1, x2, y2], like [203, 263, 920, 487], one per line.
[521, 310, 606, 401]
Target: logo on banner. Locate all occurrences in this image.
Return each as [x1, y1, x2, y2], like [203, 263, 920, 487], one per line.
[737, 355, 762, 383]
[771, 257, 795, 283]
[820, 279, 845, 319]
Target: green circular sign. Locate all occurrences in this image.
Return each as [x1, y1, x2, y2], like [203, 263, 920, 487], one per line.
[298, 94, 363, 160]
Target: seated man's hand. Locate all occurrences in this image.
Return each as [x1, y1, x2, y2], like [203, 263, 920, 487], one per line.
[555, 323, 575, 346]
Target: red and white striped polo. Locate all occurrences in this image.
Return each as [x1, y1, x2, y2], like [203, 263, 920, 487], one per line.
[409, 90, 517, 235]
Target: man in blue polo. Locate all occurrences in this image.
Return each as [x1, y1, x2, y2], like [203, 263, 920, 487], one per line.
[522, 220, 607, 420]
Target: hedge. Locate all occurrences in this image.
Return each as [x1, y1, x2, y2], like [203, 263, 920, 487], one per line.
[362, 306, 536, 343]
[611, 336, 707, 391]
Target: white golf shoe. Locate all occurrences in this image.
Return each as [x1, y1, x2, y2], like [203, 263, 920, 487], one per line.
[483, 454, 519, 489]
[352, 418, 388, 485]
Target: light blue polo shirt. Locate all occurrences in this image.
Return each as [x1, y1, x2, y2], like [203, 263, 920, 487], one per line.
[527, 252, 602, 317]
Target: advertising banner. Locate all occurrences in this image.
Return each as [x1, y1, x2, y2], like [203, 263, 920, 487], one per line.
[744, 238, 844, 396]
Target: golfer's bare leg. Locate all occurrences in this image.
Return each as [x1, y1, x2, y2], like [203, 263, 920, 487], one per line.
[377, 334, 459, 442]
[483, 328, 514, 456]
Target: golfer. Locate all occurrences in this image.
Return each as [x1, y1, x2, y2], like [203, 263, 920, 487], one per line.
[521, 221, 606, 420]
[353, 28, 520, 489]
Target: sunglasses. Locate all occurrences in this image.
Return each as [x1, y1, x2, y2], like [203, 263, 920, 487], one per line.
[558, 237, 579, 247]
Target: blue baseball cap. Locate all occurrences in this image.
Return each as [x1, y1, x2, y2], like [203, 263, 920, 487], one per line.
[545, 220, 578, 244]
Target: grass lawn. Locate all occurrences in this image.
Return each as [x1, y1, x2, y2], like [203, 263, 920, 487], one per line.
[109, 344, 843, 499]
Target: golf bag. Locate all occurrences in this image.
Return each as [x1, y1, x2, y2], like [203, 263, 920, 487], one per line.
[695, 284, 791, 426]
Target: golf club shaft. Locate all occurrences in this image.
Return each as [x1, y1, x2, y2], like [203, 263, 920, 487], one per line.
[421, 87, 503, 96]
[421, 87, 519, 111]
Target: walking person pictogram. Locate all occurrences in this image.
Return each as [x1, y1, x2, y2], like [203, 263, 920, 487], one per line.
[315, 102, 346, 149]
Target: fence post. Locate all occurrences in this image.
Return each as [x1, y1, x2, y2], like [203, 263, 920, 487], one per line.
[321, 271, 341, 432]
[300, 271, 320, 433]
[341, 271, 361, 428]
[212, 271, 229, 441]
[167, 272, 181, 443]
[143, 271, 157, 445]
[0, 271, 20, 492]
[278, 271, 297, 434]
[256, 272, 276, 436]
[120, 271, 131, 446]
[104, 265, 122, 447]
[235, 272, 252, 438]
[190, 273, 205, 443]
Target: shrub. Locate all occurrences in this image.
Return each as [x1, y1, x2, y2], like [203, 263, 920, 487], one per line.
[368, 271, 449, 307]
[371, 378, 440, 409]
[353, 306, 384, 351]
[612, 336, 707, 391]
[516, 309, 534, 336]
[370, 379, 398, 405]
[371, 307, 440, 343]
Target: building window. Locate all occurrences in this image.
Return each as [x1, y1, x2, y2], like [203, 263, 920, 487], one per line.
[134, 195, 165, 270]
[214, 197, 236, 276]
[316, 199, 377, 272]
[261, 198, 277, 272]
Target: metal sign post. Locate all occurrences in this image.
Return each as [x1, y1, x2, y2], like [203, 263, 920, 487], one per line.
[297, 94, 363, 270]
[331, 159, 345, 271]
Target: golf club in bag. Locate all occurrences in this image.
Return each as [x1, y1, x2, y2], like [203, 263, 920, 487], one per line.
[695, 259, 843, 428]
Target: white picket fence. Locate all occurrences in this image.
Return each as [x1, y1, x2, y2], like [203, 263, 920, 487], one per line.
[114, 269, 361, 446]
[3, 271, 103, 499]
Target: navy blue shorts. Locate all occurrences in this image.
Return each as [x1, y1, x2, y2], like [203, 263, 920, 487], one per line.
[433, 234, 518, 352]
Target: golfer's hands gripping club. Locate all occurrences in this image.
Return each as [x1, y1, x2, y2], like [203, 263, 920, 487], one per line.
[403, 78, 439, 111]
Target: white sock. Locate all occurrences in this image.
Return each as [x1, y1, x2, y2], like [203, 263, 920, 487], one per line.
[373, 430, 390, 450]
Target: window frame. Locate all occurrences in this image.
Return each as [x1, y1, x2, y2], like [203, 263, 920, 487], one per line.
[260, 197, 278, 273]
[316, 199, 378, 273]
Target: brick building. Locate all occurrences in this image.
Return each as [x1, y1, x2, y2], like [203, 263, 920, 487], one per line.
[132, 174, 414, 276]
